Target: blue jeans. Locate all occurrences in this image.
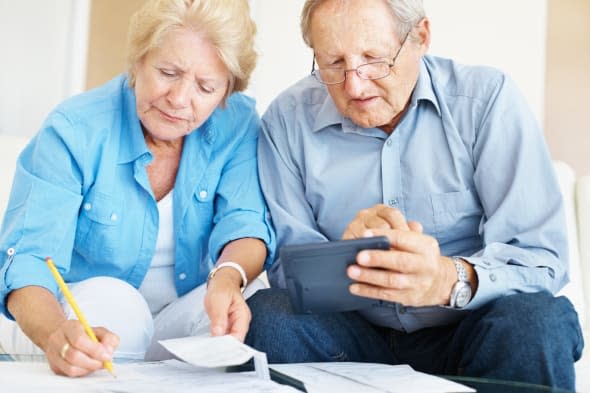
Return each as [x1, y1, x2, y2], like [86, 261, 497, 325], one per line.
[245, 289, 584, 391]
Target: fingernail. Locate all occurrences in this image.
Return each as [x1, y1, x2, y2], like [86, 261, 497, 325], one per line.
[350, 285, 359, 294]
[363, 230, 373, 238]
[357, 251, 369, 264]
[212, 326, 224, 336]
[349, 265, 360, 278]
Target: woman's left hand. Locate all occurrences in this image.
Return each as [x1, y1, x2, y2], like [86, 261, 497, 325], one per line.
[204, 271, 251, 342]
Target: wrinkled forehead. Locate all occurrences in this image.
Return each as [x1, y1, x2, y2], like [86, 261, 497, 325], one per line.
[310, 0, 399, 55]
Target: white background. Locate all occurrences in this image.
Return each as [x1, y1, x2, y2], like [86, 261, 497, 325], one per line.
[0, 0, 546, 136]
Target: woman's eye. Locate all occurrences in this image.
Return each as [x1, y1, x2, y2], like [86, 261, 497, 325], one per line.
[159, 69, 176, 77]
[200, 85, 215, 94]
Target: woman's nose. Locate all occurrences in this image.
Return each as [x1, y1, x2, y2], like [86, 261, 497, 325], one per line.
[167, 78, 193, 108]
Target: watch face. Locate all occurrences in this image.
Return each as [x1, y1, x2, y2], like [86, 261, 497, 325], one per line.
[455, 284, 472, 308]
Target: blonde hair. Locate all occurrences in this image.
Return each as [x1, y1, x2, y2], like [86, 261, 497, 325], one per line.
[301, 0, 425, 47]
[126, 0, 257, 100]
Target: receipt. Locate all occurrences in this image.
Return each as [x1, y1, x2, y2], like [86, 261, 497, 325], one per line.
[159, 335, 270, 380]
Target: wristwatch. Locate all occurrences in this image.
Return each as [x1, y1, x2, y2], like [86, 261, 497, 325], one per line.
[449, 257, 472, 308]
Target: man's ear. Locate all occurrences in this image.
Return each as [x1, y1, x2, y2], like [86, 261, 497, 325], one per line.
[414, 17, 431, 53]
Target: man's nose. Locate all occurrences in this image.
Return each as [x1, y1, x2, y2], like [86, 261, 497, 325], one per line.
[343, 68, 365, 97]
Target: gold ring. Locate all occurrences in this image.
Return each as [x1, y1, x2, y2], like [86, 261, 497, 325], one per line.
[60, 342, 70, 359]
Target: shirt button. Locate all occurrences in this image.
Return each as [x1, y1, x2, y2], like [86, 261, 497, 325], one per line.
[490, 273, 497, 282]
[388, 198, 398, 207]
[110, 213, 118, 221]
[83, 203, 92, 211]
[399, 306, 406, 314]
[7, 247, 15, 256]
[386, 139, 393, 147]
[199, 190, 208, 199]
[178, 273, 187, 280]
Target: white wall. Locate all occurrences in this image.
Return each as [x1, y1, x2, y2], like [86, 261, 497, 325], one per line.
[426, 0, 547, 127]
[247, 0, 311, 114]
[1, 0, 546, 136]
[0, 0, 89, 137]
[248, 0, 547, 125]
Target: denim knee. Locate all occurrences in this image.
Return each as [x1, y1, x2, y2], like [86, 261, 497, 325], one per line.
[458, 291, 583, 390]
[488, 291, 582, 354]
[246, 288, 396, 364]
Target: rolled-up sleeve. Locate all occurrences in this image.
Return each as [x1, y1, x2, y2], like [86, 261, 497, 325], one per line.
[0, 114, 84, 318]
[208, 106, 276, 269]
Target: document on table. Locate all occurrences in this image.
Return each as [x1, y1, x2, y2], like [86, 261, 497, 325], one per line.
[271, 362, 476, 393]
[0, 360, 297, 393]
[0, 336, 475, 393]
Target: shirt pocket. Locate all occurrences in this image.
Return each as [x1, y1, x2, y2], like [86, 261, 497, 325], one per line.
[193, 178, 217, 217]
[430, 188, 482, 244]
[74, 191, 123, 261]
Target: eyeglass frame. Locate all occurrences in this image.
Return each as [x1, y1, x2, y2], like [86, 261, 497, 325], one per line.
[310, 31, 411, 85]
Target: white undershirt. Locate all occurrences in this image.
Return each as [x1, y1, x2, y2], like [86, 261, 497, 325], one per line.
[139, 191, 178, 315]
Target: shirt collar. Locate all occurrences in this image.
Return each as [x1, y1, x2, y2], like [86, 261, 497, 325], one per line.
[410, 59, 441, 116]
[311, 58, 441, 134]
[117, 77, 150, 164]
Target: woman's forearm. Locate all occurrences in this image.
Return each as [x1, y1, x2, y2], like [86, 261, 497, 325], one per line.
[7, 286, 66, 352]
[216, 237, 267, 284]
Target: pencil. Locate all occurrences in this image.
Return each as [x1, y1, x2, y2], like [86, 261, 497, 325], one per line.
[45, 257, 116, 377]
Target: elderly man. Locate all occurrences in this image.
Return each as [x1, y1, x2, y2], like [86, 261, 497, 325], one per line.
[246, 0, 583, 390]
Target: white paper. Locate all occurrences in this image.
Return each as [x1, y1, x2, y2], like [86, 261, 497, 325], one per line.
[159, 335, 270, 380]
[271, 362, 476, 393]
[159, 335, 254, 368]
[0, 360, 296, 393]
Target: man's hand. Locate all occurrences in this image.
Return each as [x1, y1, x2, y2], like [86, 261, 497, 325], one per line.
[204, 270, 251, 342]
[346, 227, 457, 307]
[342, 204, 458, 307]
[342, 204, 423, 239]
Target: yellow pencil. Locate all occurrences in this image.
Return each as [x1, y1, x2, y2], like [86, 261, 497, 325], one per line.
[45, 257, 116, 377]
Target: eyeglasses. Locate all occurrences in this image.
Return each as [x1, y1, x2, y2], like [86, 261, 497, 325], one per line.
[311, 32, 410, 85]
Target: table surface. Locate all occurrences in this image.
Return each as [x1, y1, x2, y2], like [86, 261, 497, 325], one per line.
[0, 354, 575, 393]
[444, 375, 575, 393]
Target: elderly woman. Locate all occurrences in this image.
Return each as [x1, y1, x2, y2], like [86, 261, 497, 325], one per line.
[0, 0, 273, 377]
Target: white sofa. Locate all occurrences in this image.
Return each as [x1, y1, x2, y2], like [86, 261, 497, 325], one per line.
[0, 134, 589, 391]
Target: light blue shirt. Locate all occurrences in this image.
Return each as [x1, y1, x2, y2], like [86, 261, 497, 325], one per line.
[259, 55, 568, 332]
[0, 75, 275, 318]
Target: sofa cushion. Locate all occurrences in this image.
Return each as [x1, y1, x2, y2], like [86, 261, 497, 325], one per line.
[554, 161, 586, 329]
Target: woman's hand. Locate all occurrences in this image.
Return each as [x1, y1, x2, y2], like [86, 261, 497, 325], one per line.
[7, 286, 119, 377]
[45, 320, 119, 377]
[204, 270, 251, 342]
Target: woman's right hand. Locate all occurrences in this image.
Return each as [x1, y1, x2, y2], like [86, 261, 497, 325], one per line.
[45, 319, 118, 377]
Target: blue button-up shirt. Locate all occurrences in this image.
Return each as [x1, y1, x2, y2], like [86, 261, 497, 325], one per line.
[0, 75, 275, 318]
[259, 55, 567, 332]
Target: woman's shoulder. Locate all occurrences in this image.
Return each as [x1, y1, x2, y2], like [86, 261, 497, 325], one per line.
[49, 74, 131, 129]
[208, 92, 260, 134]
[37, 75, 133, 154]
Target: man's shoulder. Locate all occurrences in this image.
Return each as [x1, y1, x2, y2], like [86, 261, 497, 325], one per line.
[424, 55, 509, 100]
[263, 75, 329, 118]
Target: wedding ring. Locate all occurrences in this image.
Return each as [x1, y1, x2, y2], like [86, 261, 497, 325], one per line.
[60, 342, 70, 359]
